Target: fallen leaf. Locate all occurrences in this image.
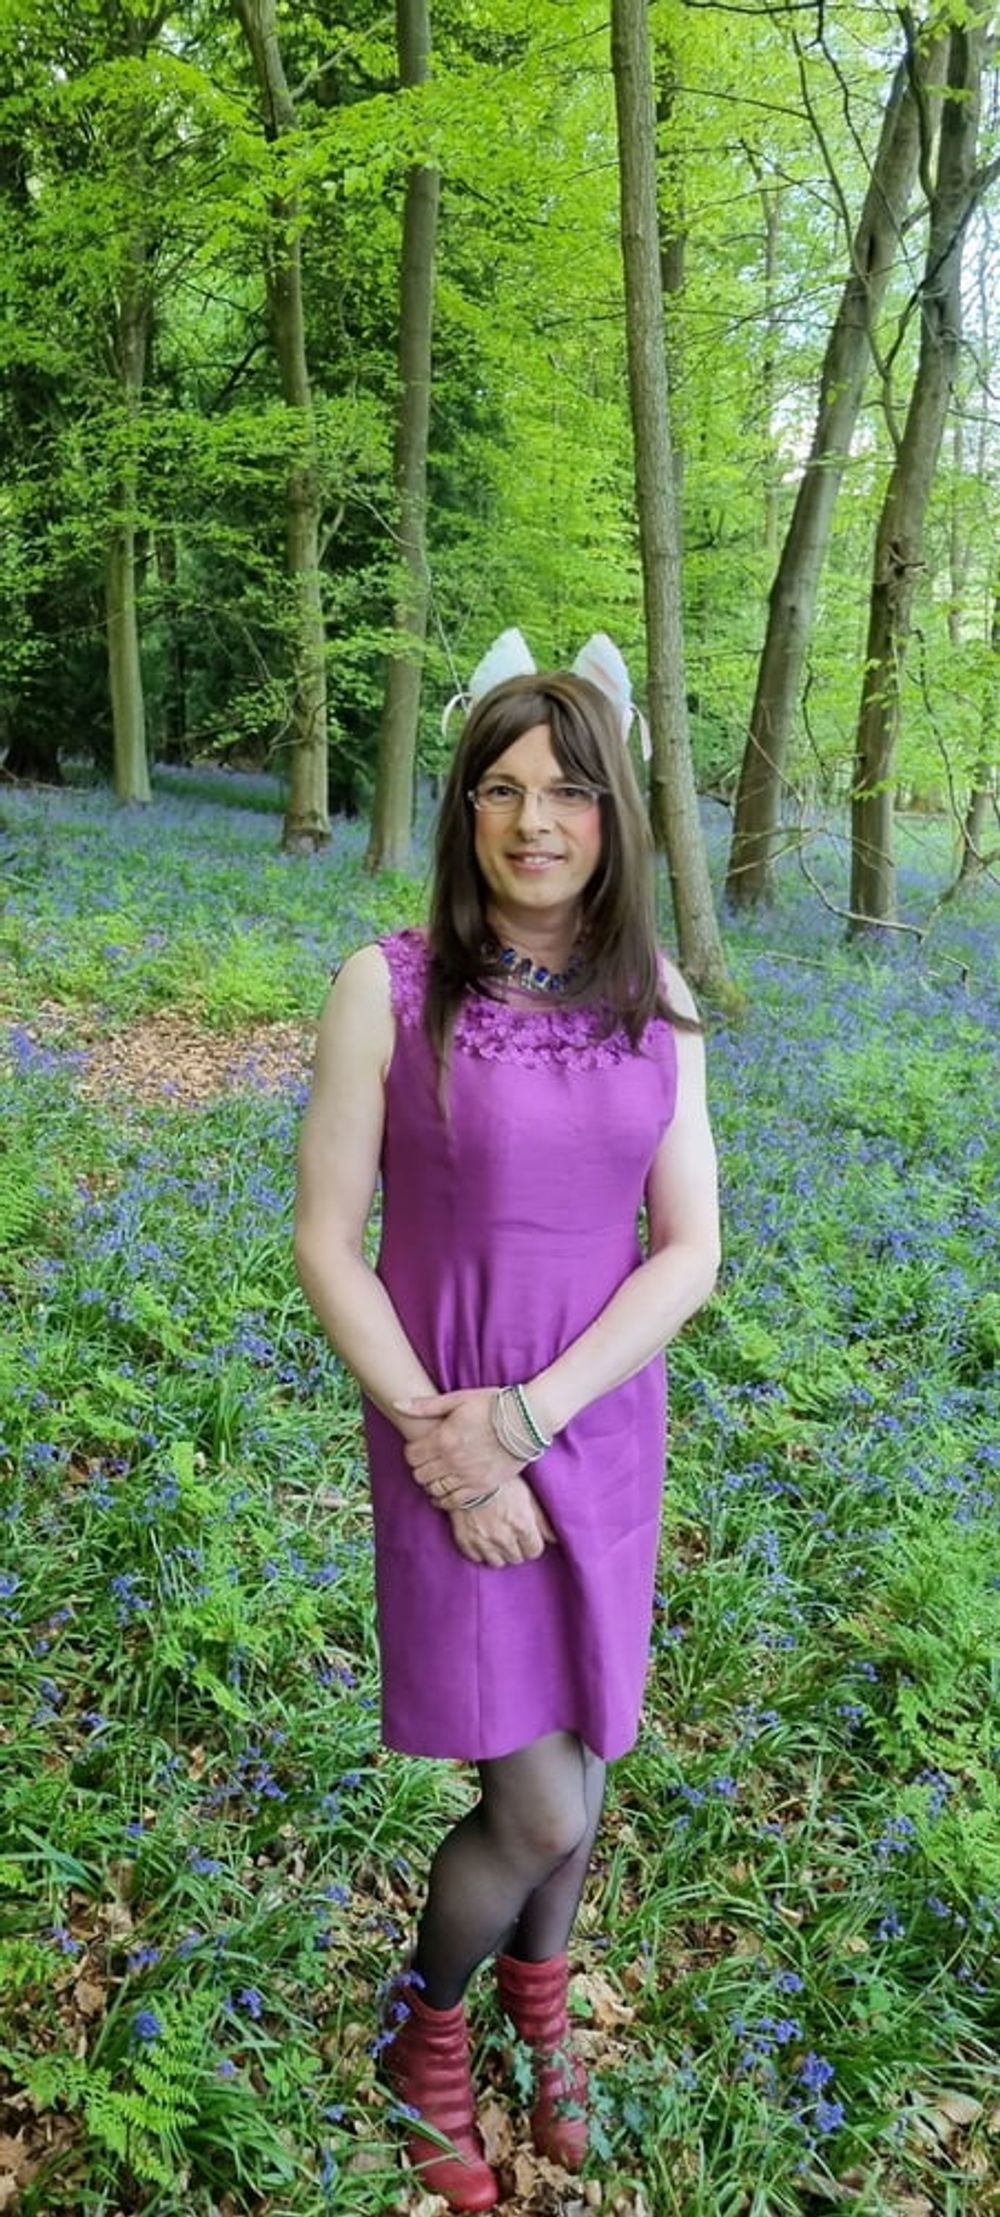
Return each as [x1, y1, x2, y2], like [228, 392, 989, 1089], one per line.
[885, 2199, 934, 2217]
[72, 1976, 106, 2018]
[572, 1969, 634, 2028]
[933, 2090, 983, 2127]
[346, 2147, 388, 2175]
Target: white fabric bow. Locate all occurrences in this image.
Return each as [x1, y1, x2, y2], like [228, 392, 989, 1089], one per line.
[441, 628, 651, 761]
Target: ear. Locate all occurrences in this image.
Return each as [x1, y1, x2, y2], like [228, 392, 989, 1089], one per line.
[443, 628, 538, 738]
[572, 632, 651, 761]
[468, 627, 538, 701]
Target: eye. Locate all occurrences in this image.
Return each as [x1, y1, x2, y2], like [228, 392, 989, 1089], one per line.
[552, 783, 596, 807]
[482, 781, 519, 801]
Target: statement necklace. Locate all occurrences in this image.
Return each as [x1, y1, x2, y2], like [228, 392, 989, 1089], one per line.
[483, 939, 582, 996]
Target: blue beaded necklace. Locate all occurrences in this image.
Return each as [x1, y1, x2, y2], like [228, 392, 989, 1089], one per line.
[484, 940, 582, 996]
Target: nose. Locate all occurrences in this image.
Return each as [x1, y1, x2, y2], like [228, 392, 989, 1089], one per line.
[515, 786, 555, 831]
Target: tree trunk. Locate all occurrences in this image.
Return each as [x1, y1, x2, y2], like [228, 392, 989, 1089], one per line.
[959, 584, 999, 880]
[366, 0, 440, 872]
[107, 266, 151, 806]
[849, 24, 987, 934]
[726, 34, 942, 907]
[234, 0, 329, 852]
[609, 0, 730, 1000]
[157, 530, 187, 759]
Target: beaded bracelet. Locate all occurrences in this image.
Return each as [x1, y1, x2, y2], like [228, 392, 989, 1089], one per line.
[490, 1384, 553, 1465]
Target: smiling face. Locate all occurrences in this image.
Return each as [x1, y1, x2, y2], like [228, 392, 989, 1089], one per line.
[471, 722, 604, 949]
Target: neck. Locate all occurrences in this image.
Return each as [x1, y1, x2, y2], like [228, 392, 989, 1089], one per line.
[485, 902, 581, 974]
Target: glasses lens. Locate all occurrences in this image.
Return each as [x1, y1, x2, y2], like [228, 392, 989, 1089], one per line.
[473, 782, 600, 815]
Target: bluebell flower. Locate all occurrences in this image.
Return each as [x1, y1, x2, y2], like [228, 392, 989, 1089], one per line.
[126, 1945, 162, 1972]
[49, 1924, 82, 1956]
[132, 2009, 163, 2044]
[799, 2052, 835, 2094]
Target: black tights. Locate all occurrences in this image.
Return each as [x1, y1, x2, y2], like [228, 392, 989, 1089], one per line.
[412, 1731, 606, 2010]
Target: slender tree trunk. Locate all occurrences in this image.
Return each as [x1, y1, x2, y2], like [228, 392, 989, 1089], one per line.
[234, 0, 329, 852]
[959, 584, 999, 880]
[366, 0, 440, 871]
[849, 24, 988, 934]
[726, 35, 942, 907]
[107, 266, 151, 806]
[157, 531, 187, 759]
[610, 0, 729, 999]
[947, 413, 968, 650]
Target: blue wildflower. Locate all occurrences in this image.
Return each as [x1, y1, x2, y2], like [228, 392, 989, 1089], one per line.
[799, 2052, 835, 2094]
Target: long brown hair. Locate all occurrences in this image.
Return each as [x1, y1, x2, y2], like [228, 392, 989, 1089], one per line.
[425, 670, 696, 1077]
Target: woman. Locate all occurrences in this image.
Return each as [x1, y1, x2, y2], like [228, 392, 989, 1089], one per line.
[294, 645, 719, 2211]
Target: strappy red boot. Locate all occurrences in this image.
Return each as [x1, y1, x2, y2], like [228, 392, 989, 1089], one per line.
[495, 1952, 588, 2170]
[381, 1983, 499, 2212]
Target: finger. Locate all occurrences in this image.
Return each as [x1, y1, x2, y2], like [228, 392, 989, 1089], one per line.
[403, 1438, 440, 1471]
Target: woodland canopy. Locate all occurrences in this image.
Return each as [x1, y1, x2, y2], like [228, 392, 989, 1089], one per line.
[1, 0, 998, 946]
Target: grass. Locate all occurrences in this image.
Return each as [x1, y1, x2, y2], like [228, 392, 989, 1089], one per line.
[0, 776, 998, 2215]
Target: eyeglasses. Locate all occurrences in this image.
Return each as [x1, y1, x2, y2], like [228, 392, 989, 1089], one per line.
[468, 778, 605, 818]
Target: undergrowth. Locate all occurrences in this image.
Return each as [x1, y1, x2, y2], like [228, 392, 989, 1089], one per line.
[0, 781, 997, 2215]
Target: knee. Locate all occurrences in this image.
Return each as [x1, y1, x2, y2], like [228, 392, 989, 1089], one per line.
[497, 1792, 588, 1871]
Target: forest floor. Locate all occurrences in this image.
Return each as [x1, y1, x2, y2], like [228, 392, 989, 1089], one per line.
[0, 774, 998, 2217]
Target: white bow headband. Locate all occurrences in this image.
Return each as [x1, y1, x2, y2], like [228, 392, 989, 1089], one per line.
[442, 628, 651, 762]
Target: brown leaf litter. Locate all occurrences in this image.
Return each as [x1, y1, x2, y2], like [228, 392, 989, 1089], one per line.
[7, 1003, 315, 1107]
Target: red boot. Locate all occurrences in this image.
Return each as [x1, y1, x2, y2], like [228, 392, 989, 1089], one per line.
[381, 1981, 499, 2213]
[495, 1952, 588, 2170]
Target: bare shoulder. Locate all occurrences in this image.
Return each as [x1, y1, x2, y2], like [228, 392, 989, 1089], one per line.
[314, 942, 394, 1078]
[659, 952, 700, 1025]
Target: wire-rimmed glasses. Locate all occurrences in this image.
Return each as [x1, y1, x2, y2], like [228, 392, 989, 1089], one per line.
[467, 778, 606, 818]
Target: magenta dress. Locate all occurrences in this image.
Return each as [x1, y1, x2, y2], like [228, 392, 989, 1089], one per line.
[362, 930, 679, 1763]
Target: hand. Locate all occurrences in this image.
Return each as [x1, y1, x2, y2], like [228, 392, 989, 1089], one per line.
[395, 1387, 524, 1509]
[448, 1476, 557, 1567]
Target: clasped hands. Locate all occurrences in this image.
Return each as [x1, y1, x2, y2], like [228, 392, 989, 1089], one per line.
[393, 1386, 556, 1568]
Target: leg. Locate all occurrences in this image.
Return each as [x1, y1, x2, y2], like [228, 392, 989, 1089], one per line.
[505, 1739, 606, 1961]
[382, 1733, 593, 2208]
[494, 1740, 606, 2171]
[412, 1730, 593, 2009]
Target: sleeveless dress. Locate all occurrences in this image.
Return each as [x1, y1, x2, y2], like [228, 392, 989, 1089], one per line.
[362, 929, 679, 1763]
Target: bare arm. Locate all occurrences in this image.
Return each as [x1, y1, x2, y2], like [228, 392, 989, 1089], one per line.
[295, 944, 554, 1565]
[294, 946, 438, 1426]
[528, 961, 720, 1436]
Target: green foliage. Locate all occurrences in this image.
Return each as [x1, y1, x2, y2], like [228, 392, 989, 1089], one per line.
[0, 786, 997, 2212]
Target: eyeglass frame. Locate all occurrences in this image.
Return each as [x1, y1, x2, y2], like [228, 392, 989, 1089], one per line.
[466, 777, 608, 819]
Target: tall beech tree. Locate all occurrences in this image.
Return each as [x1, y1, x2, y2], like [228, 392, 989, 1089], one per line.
[726, 27, 941, 907]
[849, 20, 997, 932]
[234, 0, 329, 852]
[366, 0, 440, 871]
[609, 0, 729, 998]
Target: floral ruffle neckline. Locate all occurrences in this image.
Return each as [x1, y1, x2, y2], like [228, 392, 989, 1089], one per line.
[381, 928, 668, 1070]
